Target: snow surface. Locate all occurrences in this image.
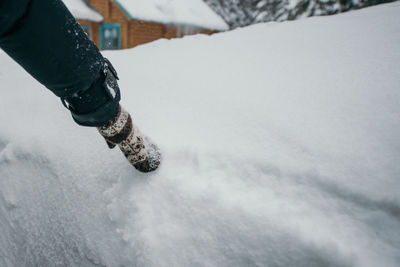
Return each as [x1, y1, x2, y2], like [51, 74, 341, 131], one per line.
[115, 0, 229, 30]
[1, 2, 400, 267]
[63, 0, 103, 22]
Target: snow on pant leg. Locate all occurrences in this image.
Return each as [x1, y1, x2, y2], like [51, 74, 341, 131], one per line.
[0, 0, 120, 127]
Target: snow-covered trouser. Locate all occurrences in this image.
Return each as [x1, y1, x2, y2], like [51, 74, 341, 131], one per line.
[0, 0, 119, 127]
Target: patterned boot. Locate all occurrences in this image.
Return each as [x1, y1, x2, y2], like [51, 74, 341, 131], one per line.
[97, 105, 161, 172]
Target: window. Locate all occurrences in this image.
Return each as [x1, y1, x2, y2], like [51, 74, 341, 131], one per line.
[81, 25, 90, 38]
[101, 24, 121, 50]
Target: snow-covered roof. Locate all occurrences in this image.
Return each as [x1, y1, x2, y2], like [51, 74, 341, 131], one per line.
[63, 0, 103, 22]
[114, 0, 229, 31]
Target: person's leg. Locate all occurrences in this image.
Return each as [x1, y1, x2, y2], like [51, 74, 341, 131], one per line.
[0, 0, 118, 126]
[0, 0, 160, 171]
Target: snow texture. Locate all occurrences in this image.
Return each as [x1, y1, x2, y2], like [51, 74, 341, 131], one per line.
[115, 0, 229, 30]
[63, 0, 103, 22]
[1, 2, 400, 267]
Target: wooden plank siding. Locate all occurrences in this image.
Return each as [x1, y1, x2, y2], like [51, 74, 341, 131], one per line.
[87, 0, 109, 18]
[77, 0, 220, 50]
[128, 20, 165, 48]
[107, 1, 129, 49]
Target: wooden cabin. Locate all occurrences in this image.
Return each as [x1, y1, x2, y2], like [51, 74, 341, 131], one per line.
[63, 0, 228, 50]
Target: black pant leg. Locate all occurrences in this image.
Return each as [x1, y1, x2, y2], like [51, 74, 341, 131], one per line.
[0, 0, 120, 127]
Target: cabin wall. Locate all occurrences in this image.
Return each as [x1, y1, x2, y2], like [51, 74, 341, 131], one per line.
[87, 0, 129, 49]
[80, 0, 220, 50]
[107, 0, 129, 49]
[87, 0, 109, 18]
[167, 25, 217, 38]
[128, 21, 218, 48]
[128, 20, 165, 48]
[164, 25, 178, 39]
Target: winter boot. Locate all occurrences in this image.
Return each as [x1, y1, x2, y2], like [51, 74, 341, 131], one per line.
[97, 105, 161, 172]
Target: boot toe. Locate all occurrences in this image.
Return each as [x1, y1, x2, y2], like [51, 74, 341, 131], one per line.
[133, 140, 161, 172]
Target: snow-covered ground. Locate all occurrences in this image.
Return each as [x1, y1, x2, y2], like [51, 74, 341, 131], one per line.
[1, 2, 400, 267]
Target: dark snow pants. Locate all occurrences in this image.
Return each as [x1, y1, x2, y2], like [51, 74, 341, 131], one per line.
[0, 0, 120, 126]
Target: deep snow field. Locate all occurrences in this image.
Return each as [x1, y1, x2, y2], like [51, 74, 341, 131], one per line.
[1, 2, 400, 267]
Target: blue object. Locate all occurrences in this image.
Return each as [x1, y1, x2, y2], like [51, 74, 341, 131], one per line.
[100, 24, 121, 50]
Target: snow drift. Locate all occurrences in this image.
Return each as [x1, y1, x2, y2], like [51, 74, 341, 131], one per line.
[0, 2, 400, 267]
